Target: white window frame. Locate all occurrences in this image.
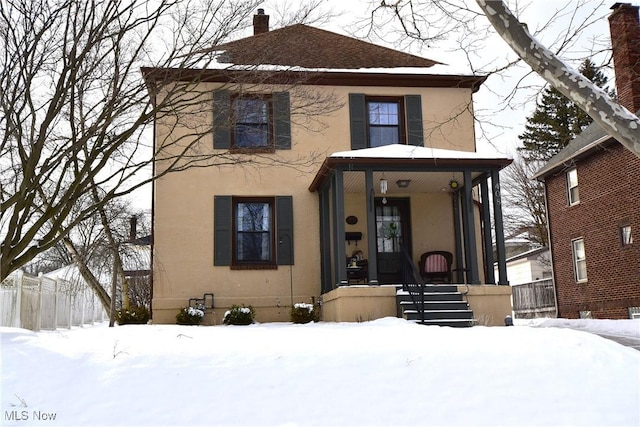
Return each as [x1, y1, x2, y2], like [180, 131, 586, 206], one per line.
[572, 238, 587, 282]
[620, 225, 633, 247]
[566, 168, 579, 206]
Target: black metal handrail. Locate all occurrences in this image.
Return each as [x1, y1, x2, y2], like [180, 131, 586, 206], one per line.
[398, 245, 426, 324]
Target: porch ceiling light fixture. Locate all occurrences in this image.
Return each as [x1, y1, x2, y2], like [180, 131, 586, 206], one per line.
[449, 179, 460, 190]
[380, 178, 388, 195]
[396, 179, 411, 188]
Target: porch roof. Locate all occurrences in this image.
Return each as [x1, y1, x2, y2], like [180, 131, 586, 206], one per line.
[308, 144, 512, 192]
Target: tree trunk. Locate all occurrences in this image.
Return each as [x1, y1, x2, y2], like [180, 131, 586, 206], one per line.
[62, 238, 111, 313]
[477, 0, 640, 158]
[109, 256, 118, 327]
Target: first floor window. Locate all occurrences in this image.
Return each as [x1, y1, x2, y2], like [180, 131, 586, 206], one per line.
[572, 238, 587, 282]
[235, 198, 273, 263]
[214, 195, 294, 268]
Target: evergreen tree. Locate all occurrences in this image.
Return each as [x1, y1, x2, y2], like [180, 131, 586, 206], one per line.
[518, 59, 609, 162]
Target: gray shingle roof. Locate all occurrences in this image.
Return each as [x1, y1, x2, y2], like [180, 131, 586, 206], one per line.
[533, 122, 612, 180]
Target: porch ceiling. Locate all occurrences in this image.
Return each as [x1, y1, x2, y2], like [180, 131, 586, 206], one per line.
[307, 144, 512, 193]
[342, 170, 476, 193]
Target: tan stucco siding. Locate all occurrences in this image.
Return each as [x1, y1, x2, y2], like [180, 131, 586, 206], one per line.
[152, 81, 478, 323]
[154, 83, 477, 163]
[309, 85, 477, 153]
[410, 193, 457, 258]
[153, 166, 322, 324]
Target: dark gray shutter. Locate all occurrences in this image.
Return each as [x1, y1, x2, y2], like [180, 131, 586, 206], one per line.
[405, 95, 423, 146]
[213, 90, 231, 149]
[349, 93, 367, 150]
[274, 92, 291, 150]
[276, 196, 294, 265]
[214, 196, 232, 266]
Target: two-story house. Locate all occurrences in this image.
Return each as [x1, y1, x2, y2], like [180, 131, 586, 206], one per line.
[145, 10, 513, 325]
[534, 3, 640, 320]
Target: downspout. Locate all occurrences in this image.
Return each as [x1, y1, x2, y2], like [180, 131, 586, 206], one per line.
[541, 179, 559, 318]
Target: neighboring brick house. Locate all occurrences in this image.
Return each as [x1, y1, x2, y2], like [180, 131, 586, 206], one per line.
[145, 10, 513, 325]
[535, 3, 640, 319]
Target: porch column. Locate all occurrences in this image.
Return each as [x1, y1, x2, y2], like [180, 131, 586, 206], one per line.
[452, 191, 465, 283]
[480, 175, 495, 284]
[365, 169, 379, 284]
[318, 184, 332, 293]
[491, 170, 508, 285]
[332, 169, 348, 286]
[461, 170, 480, 284]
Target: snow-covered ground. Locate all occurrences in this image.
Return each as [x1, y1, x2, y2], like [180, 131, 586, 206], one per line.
[2, 318, 639, 427]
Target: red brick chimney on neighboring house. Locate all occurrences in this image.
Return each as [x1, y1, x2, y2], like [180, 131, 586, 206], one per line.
[609, 3, 640, 112]
[253, 9, 269, 35]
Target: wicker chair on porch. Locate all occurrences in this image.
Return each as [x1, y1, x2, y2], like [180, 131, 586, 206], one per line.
[419, 251, 453, 283]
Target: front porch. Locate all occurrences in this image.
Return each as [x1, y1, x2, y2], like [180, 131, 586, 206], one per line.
[321, 284, 513, 327]
[309, 144, 513, 326]
[309, 145, 512, 290]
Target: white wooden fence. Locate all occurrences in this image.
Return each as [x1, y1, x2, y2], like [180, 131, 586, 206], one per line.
[1, 270, 106, 331]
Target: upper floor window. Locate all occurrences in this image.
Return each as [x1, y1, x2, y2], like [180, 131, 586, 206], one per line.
[567, 168, 579, 205]
[620, 225, 633, 247]
[349, 94, 423, 149]
[233, 96, 271, 148]
[213, 90, 290, 151]
[367, 99, 403, 147]
[572, 238, 587, 282]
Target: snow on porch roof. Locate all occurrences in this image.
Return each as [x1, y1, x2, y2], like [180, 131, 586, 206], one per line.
[330, 144, 508, 160]
[308, 144, 512, 192]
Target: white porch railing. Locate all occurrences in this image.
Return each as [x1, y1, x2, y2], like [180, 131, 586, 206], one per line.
[1, 270, 106, 331]
[512, 278, 557, 319]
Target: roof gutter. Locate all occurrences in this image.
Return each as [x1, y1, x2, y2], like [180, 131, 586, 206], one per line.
[533, 133, 613, 180]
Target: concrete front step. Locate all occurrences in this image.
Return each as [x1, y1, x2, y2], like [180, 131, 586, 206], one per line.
[397, 286, 475, 327]
[398, 284, 459, 294]
[398, 292, 465, 302]
[403, 309, 474, 321]
[399, 300, 470, 311]
[409, 318, 476, 328]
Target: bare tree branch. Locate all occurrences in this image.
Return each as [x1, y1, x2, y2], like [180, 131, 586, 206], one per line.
[0, 0, 339, 280]
[477, 0, 640, 158]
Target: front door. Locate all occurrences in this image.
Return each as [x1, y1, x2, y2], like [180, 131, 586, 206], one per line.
[375, 198, 412, 284]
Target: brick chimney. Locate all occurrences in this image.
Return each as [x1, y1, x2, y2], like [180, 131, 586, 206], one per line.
[609, 3, 640, 112]
[253, 9, 269, 35]
[129, 216, 137, 243]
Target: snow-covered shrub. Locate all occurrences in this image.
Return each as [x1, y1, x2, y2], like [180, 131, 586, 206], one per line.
[115, 306, 150, 325]
[290, 303, 318, 324]
[223, 304, 255, 325]
[176, 306, 205, 325]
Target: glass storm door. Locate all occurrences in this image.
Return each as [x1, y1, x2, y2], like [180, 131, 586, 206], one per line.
[375, 198, 411, 284]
